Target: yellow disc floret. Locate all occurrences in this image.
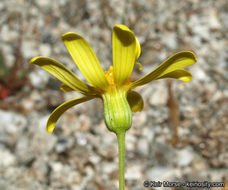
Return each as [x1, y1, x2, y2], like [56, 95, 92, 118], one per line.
[105, 66, 132, 91]
[105, 66, 115, 86]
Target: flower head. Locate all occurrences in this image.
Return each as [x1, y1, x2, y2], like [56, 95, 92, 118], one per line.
[30, 24, 197, 134]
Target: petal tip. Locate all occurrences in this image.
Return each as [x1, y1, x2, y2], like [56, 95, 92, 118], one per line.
[62, 32, 81, 41]
[29, 56, 42, 64]
[180, 76, 192, 82]
[113, 24, 133, 35]
[192, 52, 197, 62]
[182, 51, 197, 62]
[113, 24, 135, 44]
[114, 24, 129, 31]
[47, 125, 54, 133]
[178, 71, 192, 82]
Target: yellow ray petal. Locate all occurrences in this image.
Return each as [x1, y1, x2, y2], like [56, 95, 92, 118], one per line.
[130, 51, 197, 88]
[127, 91, 144, 112]
[136, 61, 142, 70]
[30, 57, 96, 95]
[135, 37, 141, 59]
[47, 96, 95, 133]
[157, 69, 192, 82]
[60, 83, 74, 92]
[112, 25, 136, 86]
[62, 32, 108, 90]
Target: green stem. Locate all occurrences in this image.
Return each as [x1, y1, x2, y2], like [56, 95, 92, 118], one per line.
[117, 131, 126, 190]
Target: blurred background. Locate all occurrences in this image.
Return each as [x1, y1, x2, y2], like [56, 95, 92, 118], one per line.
[0, 0, 227, 189]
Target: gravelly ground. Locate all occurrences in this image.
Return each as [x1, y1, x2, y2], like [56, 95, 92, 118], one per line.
[0, 0, 227, 190]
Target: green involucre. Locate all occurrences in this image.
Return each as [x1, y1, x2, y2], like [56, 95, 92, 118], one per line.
[102, 88, 132, 134]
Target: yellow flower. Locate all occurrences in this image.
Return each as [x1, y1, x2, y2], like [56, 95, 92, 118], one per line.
[30, 24, 197, 190]
[30, 24, 197, 134]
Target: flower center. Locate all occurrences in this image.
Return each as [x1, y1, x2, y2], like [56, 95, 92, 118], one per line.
[105, 66, 132, 89]
[105, 66, 115, 86]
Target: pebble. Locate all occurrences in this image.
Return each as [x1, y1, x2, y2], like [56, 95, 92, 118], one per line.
[103, 162, 117, 174]
[125, 133, 137, 152]
[207, 8, 221, 30]
[89, 154, 101, 165]
[0, 148, 16, 167]
[36, 0, 50, 7]
[149, 83, 168, 106]
[0, 110, 27, 134]
[28, 69, 49, 89]
[132, 111, 147, 127]
[55, 136, 74, 153]
[76, 133, 88, 146]
[175, 147, 194, 167]
[30, 117, 57, 154]
[146, 166, 175, 181]
[0, 111, 27, 148]
[142, 127, 155, 142]
[39, 43, 51, 57]
[15, 137, 35, 164]
[136, 138, 149, 156]
[22, 40, 38, 58]
[162, 33, 177, 50]
[125, 165, 142, 180]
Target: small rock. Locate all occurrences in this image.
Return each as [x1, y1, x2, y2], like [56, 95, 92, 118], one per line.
[39, 43, 51, 57]
[22, 40, 37, 58]
[29, 69, 49, 89]
[103, 162, 117, 174]
[142, 127, 155, 142]
[125, 134, 137, 152]
[0, 111, 27, 147]
[189, 15, 210, 40]
[15, 137, 35, 164]
[162, 33, 177, 50]
[76, 133, 88, 146]
[149, 83, 168, 106]
[51, 161, 64, 173]
[125, 165, 142, 180]
[192, 65, 209, 82]
[36, 0, 50, 7]
[89, 154, 101, 165]
[0, 110, 27, 134]
[0, 148, 16, 167]
[30, 116, 57, 154]
[175, 147, 194, 167]
[32, 159, 50, 182]
[137, 138, 149, 156]
[133, 112, 147, 127]
[207, 8, 221, 30]
[146, 166, 174, 181]
[55, 136, 74, 153]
